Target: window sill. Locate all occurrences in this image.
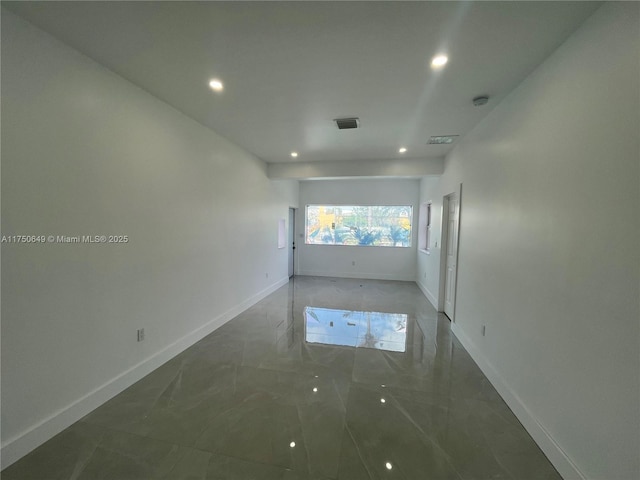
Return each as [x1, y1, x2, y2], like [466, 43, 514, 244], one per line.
[419, 248, 431, 255]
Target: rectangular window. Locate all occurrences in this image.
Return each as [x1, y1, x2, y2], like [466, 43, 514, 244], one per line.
[419, 202, 432, 252]
[305, 205, 412, 247]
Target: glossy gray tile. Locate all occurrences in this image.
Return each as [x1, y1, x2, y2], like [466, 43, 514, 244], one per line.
[2, 423, 212, 480]
[2, 277, 561, 480]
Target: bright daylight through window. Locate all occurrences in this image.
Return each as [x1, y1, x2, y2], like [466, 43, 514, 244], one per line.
[305, 205, 412, 247]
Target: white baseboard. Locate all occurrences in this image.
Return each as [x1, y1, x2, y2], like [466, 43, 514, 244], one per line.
[297, 270, 415, 282]
[450, 323, 586, 480]
[415, 279, 438, 309]
[0, 276, 290, 470]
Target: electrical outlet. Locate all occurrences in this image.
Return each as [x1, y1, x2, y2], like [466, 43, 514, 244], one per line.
[266, 273, 269, 278]
[137, 328, 145, 342]
[352, 261, 356, 266]
[481, 325, 486, 337]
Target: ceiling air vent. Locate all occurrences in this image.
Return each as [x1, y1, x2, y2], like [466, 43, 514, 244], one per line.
[334, 117, 360, 130]
[428, 135, 459, 145]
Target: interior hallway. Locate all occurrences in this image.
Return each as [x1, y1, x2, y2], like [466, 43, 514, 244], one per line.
[2, 277, 560, 480]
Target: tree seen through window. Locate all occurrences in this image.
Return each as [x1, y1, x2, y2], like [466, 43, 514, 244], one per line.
[305, 205, 412, 247]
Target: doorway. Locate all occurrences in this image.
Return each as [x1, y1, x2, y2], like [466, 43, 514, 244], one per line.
[288, 208, 296, 278]
[438, 189, 461, 321]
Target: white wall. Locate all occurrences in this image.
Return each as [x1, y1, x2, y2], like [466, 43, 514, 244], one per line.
[419, 4, 639, 479]
[298, 179, 419, 281]
[416, 175, 443, 307]
[0, 10, 298, 467]
[268, 157, 444, 179]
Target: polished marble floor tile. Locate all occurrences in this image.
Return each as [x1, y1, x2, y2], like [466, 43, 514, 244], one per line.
[2, 276, 561, 480]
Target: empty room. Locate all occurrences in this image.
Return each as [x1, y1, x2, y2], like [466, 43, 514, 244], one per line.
[1, 2, 638, 479]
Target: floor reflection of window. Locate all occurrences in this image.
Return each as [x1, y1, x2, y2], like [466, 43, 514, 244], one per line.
[304, 306, 407, 352]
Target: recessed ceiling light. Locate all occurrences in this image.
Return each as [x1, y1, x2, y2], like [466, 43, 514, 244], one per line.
[290, 442, 296, 448]
[398, 147, 407, 154]
[431, 55, 448, 69]
[385, 462, 393, 470]
[291, 152, 298, 158]
[208, 78, 223, 92]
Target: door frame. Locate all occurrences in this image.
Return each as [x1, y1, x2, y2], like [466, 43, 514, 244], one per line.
[437, 184, 462, 321]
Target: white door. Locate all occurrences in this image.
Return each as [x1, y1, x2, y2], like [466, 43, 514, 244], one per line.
[444, 194, 459, 320]
[288, 208, 295, 278]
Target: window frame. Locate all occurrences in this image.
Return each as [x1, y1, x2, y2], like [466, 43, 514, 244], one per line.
[419, 202, 432, 254]
[304, 204, 413, 248]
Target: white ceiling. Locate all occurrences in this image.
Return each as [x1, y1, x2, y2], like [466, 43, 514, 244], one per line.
[5, 1, 600, 165]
